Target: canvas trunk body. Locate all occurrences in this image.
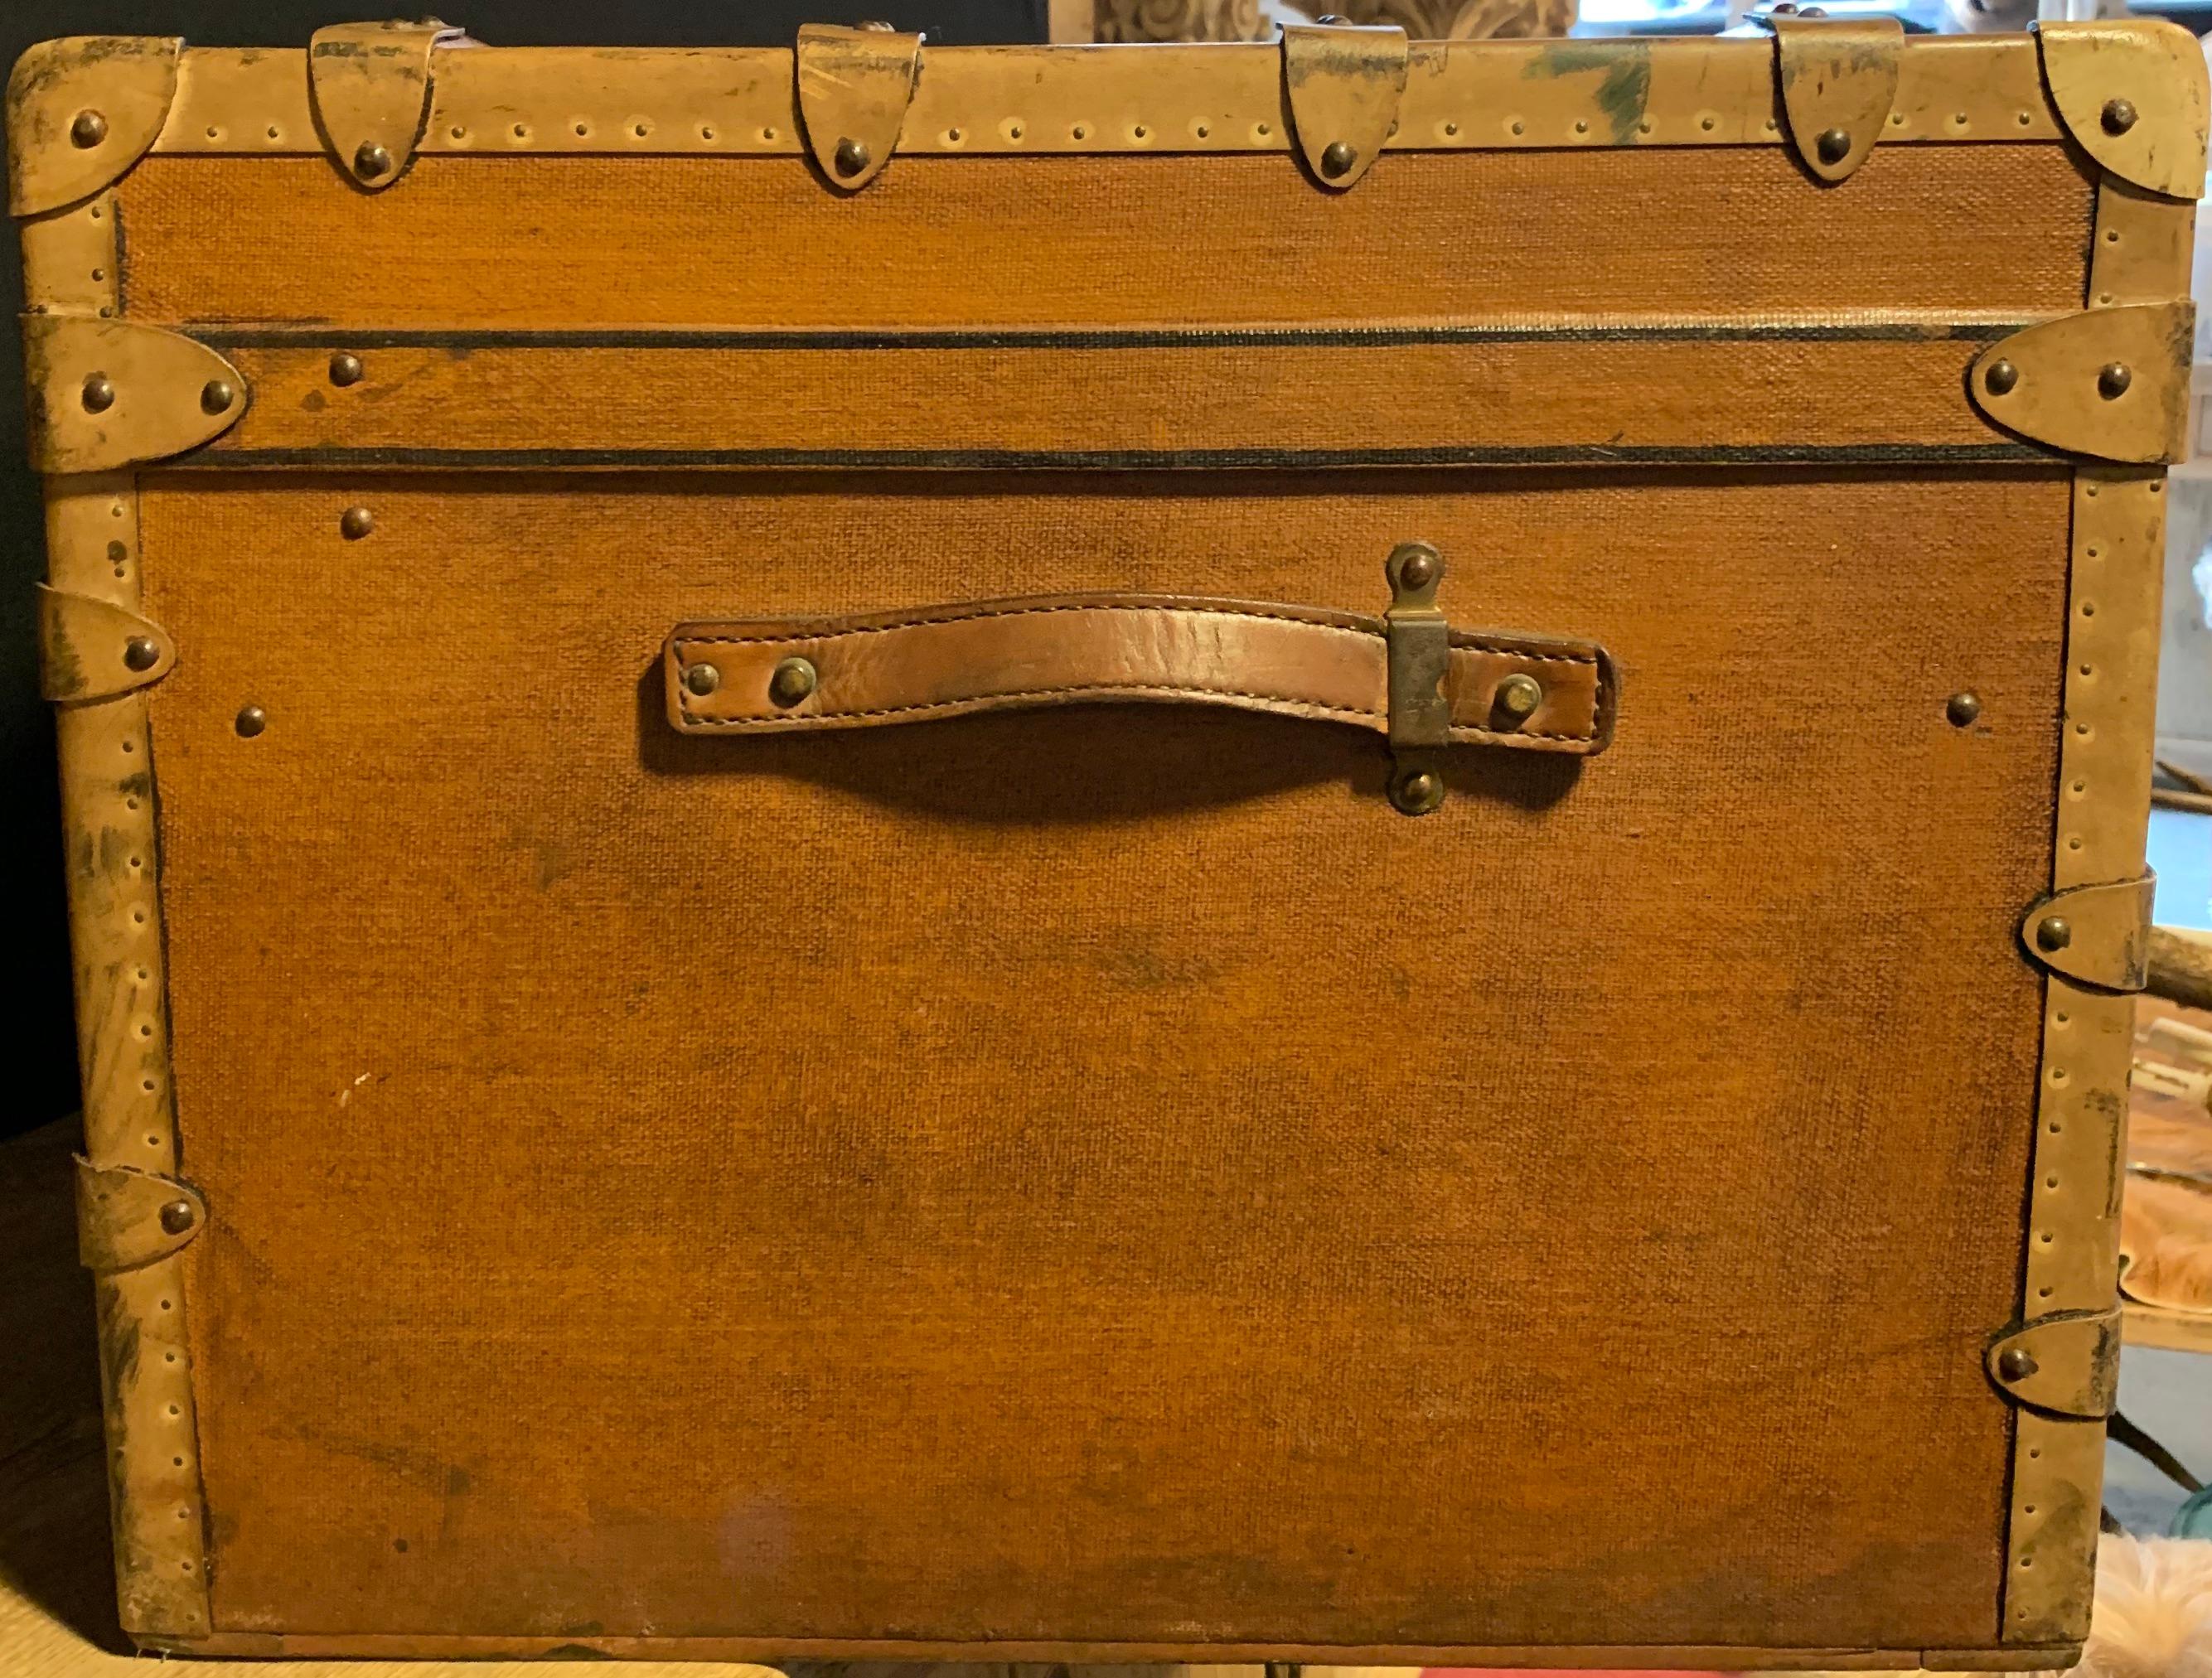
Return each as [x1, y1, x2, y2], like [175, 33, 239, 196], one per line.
[12, 16, 2203, 1669]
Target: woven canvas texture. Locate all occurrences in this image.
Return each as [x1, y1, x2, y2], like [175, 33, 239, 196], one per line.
[138, 466, 2064, 1647]
[114, 147, 2093, 327]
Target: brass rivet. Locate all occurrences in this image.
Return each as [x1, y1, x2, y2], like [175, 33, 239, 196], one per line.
[1984, 359, 2019, 397]
[200, 380, 235, 414]
[1494, 673, 1544, 723]
[1815, 127, 1850, 165]
[235, 705, 267, 738]
[353, 141, 393, 179]
[1996, 1347, 2039, 1381]
[1946, 691, 1982, 728]
[1396, 549, 1437, 592]
[2035, 916, 2071, 953]
[1387, 766, 1445, 817]
[81, 373, 116, 413]
[833, 137, 870, 177]
[684, 662, 721, 697]
[123, 636, 160, 673]
[71, 109, 109, 148]
[768, 656, 818, 708]
[329, 351, 365, 387]
[2101, 98, 2137, 136]
[158, 1199, 196, 1236]
[1320, 140, 1357, 177]
[339, 506, 375, 540]
[2097, 362, 2132, 400]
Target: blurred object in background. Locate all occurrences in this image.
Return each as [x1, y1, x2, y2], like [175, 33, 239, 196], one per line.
[1325, 0, 1580, 34]
[1092, 0, 1269, 38]
[1944, 0, 2037, 32]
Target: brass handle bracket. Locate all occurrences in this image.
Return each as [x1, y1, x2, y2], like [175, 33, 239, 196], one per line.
[2019, 873, 2156, 990]
[1383, 541, 1450, 815]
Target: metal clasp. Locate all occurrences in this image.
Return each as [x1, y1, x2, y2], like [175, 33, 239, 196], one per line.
[1384, 541, 1448, 815]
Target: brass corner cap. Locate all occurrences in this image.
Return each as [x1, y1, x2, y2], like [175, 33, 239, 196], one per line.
[7, 36, 181, 217]
[1771, 16, 1902, 185]
[308, 18, 468, 192]
[1280, 21, 1409, 192]
[22, 314, 247, 472]
[2038, 19, 2209, 200]
[795, 23, 922, 192]
[2017, 874, 2156, 992]
[1969, 302, 2193, 465]
[1986, 1308, 2121, 1419]
[38, 585, 176, 701]
[75, 1157, 206, 1272]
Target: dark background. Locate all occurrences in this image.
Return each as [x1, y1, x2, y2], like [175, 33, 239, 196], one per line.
[1, 2, 1047, 1140]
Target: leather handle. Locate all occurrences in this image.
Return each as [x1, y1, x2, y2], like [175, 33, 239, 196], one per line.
[666, 593, 1615, 753]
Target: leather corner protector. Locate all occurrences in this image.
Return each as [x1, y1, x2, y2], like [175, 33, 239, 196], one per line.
[2019, 874, 2155, 992]
[308, 18, 467, 191]
[7, 36, 181, 217]
[1281, 22, 1409, 191]
[2038, 18, 2209, 201]
[22, 313, 246, 471]
[795, 23, 922, 192]
[1987, 1308, 2122, 1419]
[38, 585, 176, 700]
[1771, 17, 1901, 184]
[76, 1158, 206, 1271]
[1969, 302, 2192, 463]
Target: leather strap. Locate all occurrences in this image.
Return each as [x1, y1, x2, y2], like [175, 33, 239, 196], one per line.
[666, 593, 1615, 753]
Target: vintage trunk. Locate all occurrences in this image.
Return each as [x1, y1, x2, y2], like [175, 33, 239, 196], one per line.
[12, 16, 2201, 1668]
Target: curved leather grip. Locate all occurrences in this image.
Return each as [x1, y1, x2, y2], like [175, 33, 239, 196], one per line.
[666, 593, 1615, 752]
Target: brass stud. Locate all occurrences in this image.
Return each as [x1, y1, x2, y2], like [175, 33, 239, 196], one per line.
[81, 373, 116, 414]
[1396, 548, 1437, 592]
[1814, 127, 1851, 165]
[2101, 98, 2137, 136]
[684, 662, 721, 697]
[2097, 363, 2132, 400]
[768, 656, 818, 708]
[1996, 1347, 2040, 1382]
[235, 705, 267, 738]
[1493, 673, 1544, 723]
[200, 380, 235, 414]
[353, 141, 393, 179]
[70, 109, 109, 148]
[1983, 359, 2019, 397]
[2035, 916, 2071, 953]
[338, 506, 375, 540]
[123, 636, 161, 673]
[1387, 765, 1445, 817]
[329, 351, 365, 387]
[158, 1199, 196, 1236]
[833, 137, 870, 177]
[1320, 140, 1357, 178]
[1946, 691, 1982, 728]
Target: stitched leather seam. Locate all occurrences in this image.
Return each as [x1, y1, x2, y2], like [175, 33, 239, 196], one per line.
[676, 602, 1384, 644]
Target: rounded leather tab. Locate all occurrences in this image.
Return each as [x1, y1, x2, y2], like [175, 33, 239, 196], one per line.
[75, 1158, 207, 1272]
[1772, 17, 1901, 185]
[308, 19, 468, 192]
[1280, 22, 1408, 192]
[37, 584, 177, 701]
[795, 23, 922, 193]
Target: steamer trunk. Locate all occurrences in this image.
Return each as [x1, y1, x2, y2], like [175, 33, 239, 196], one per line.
[13, 17, 2202, 1668]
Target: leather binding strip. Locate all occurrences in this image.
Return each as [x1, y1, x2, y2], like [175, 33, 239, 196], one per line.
[20, 153, 210, 1641]
[666, 594, 1614, 753]
[150, 33, 2076, 162]
[1771, 16, 1901, 184]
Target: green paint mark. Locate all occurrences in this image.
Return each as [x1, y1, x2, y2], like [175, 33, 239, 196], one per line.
[1525, 41, 1652, 146]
